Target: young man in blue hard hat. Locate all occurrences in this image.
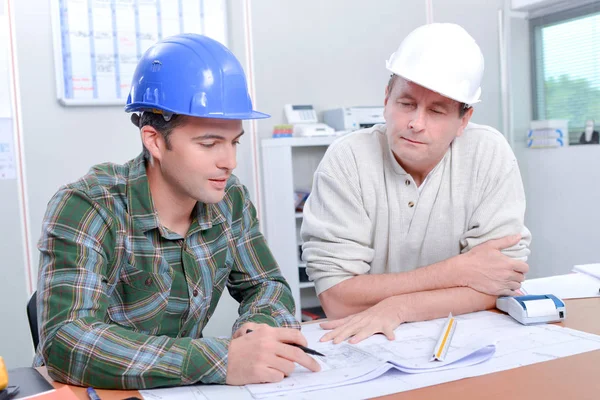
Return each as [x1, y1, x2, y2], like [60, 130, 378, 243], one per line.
[34, 34, 320, 389]
[301, 23, 532, 343]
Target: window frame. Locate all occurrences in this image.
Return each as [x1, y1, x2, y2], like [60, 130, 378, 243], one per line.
[530, 2, 600, 138]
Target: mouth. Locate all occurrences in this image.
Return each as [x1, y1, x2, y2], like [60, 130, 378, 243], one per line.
[400, 137, 425, 145]
[208, 177, 229, 189]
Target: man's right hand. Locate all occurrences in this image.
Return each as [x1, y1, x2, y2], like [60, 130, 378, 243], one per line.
[461, 234, 529, 296]
[226, 325, 321, 385]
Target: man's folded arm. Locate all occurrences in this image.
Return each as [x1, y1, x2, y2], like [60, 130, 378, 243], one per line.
[302, 168, 465, 319]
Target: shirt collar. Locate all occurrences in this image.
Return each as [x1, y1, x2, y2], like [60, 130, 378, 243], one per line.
[126, 153, 226, 234]
[382, 125, 449, 180]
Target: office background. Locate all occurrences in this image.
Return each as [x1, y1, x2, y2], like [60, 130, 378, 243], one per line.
[1, 0, 599, 370]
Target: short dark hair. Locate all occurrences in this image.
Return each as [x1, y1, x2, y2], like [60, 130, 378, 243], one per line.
[130, 112, 186, 161]
[386, 74, 471, 118]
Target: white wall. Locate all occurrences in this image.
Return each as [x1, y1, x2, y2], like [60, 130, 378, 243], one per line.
[432, 0, 505, 129]
[251, 0, 508, 137]
[515, 145, 600, 278]
[0, 0, 33, 371]
[251, 0, 426, 137]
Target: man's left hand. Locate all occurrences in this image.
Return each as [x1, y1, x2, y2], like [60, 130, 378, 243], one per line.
[232, 322, 270, 339]
[319, 298, 403, 344]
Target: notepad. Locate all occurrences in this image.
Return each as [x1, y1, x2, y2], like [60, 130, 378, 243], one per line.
[18, 386, 79, 400]
[6, 368, 54, 399]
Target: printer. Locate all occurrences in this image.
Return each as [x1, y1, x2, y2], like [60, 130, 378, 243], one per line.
[323, 106, 385, 132]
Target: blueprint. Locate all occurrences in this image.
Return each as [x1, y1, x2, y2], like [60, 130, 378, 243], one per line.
[140, 311, 600, 400]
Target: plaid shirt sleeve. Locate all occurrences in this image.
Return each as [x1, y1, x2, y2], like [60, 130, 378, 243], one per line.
[37, 189, 230, 389]
[226, 184, 301, 333]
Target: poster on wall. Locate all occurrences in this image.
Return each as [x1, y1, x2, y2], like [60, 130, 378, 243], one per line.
[0, 2, 16, 180]
[52, 0, 228, 106]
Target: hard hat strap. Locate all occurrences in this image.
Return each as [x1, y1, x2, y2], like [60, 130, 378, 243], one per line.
[141, 110, 174, 122]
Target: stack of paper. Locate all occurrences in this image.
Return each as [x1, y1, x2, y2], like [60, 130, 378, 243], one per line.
[521, 272, 600, 299]
[521, 263, 600, 299]
[573, 263, 600, 280]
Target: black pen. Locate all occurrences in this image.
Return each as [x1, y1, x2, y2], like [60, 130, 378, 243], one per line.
[245, 329, 326, 357]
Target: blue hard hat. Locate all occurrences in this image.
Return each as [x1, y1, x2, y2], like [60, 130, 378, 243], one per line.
[125, 34, 269, 120]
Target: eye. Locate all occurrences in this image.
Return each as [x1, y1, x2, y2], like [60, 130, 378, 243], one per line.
[430, 109, 444, 115]
[233, 140, 241, 146]
[200, 142, 216, 148]
[399, 102, 414, 108]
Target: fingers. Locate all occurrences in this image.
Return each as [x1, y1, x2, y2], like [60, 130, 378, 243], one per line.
[320, 322, 355, 344]
[319, 318, 347, 330]
[508, 280, 522, 291]
[498, 287, 522, 297]
[486, 234, 521, 251]
[324, 322, 397, 345]
[266, 353, 297, 377]
[383, 326, 396, 341]
[326, 318, 366, 344]
[512, 261, 529, 275]
[498, 288, 515, 297]
[233, 322, 263, 339]
[273, 327, 308, 347]
[510, 271, 526, 283]
[261, 368, 285, 383]
[275, 343, 321, 373]
[349, 326, 384, 344]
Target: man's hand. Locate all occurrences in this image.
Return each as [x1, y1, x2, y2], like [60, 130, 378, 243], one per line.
[318, 297, 402, 345]
[232, 322, 268, 339]
[226, 325, 321, 385]
[461, 234, 529, 296]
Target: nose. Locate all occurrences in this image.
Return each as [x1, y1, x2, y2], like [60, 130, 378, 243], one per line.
[408, 107, 426, 132]
[217, 143, 237, 171]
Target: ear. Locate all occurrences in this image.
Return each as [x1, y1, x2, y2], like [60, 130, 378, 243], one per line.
[384, 84, 391, 107]
[456, 107, 474, 137]
[141, 126, 166, 162]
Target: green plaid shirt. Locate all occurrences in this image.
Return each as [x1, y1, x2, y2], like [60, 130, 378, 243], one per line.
[34, 153, 299, 389]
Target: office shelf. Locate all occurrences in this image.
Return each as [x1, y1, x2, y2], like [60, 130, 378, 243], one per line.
[261, 136, 337, 319]
[299, 282, 315, 289]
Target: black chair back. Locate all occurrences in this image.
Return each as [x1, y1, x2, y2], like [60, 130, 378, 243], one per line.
[27, 291, 38, 350]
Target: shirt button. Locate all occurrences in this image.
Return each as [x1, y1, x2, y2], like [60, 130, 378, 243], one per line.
[193, 289, 199, 297]
[405, 179, 411, 186]
[181, 330, 188, 337]
[408, 201, 415, 208]
[145, 277, 153, 286]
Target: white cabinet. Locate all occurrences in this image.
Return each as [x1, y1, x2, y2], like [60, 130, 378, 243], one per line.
[260, 136, 338, 320]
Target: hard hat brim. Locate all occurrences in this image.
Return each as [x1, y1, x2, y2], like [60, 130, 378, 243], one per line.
[388, 70, 481, 106]
[125, 103, 271, 120]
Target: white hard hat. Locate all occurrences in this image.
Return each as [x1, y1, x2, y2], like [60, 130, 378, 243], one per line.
[386, 23, 484, 105]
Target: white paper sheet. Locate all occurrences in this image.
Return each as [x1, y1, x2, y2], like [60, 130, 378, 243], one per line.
[573, 263, 600, 280]
[521, 272, 600, 299]
[140, 311, 600, 400]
